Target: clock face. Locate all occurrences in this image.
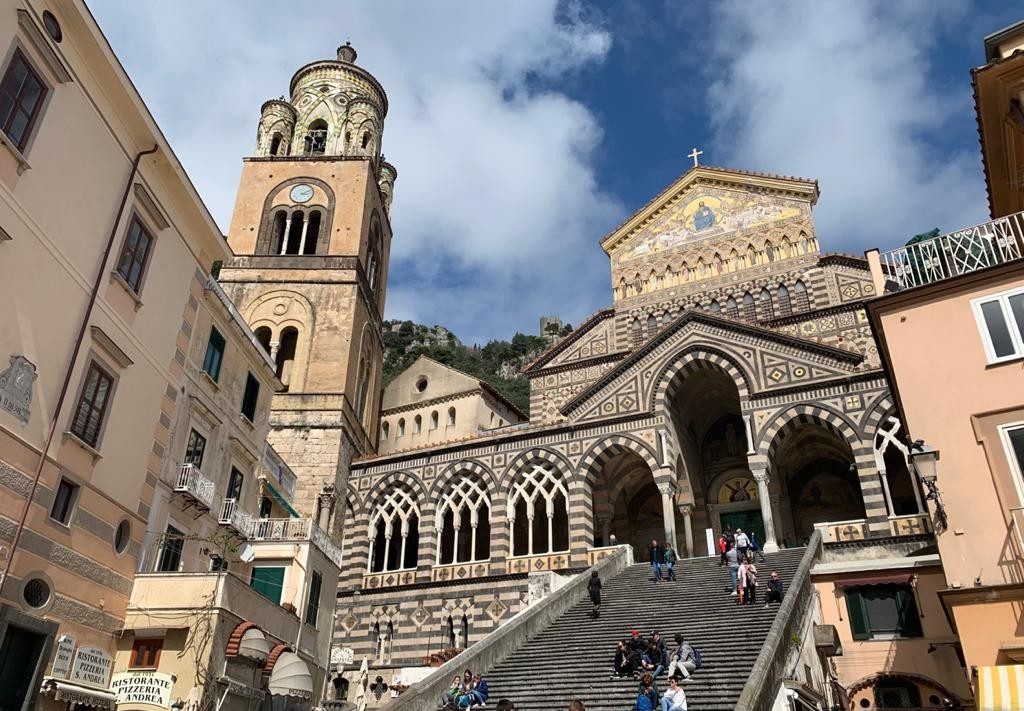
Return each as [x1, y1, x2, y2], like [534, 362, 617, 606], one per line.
[290, 184, 314, 203]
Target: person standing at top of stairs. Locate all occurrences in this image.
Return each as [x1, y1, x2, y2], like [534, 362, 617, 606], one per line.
[663, 545, 678, 581]
[649, 540, 665, 581]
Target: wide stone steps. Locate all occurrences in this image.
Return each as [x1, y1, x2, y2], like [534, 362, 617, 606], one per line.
[483, 549, 804, 711]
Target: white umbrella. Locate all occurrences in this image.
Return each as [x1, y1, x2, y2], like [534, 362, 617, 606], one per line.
[355, 657, 369, 711]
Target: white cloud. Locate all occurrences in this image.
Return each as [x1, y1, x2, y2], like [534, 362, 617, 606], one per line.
[705, 1, 988, 251]
[87, 1, 621, 343]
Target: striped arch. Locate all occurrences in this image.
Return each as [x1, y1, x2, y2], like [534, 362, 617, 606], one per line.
[578, 434, 660, 488]
[759, 404, 866, 462]
[364, 470, 428, 506]
[862, 391, 896, 434]
[431, 459, 498, 500]
[649, 346, 753, 412]
[501, 447, 574, 493]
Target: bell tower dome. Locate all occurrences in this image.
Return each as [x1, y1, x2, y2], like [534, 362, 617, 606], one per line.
[219, 42, 397, 529]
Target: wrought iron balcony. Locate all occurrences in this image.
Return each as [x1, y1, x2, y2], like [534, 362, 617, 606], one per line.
[880, 211, 1024, 290]
[174, 463, 216, 509]
[219, 498, 253, 536]
[249, 517, 344, 568]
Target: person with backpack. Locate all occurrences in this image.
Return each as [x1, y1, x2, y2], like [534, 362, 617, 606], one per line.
[662, 544, 678, 581]
[666, 633, 698, 680]
[635, 673, 659, 711]
[649, 539, 664, 581]
[588, 570, 602, 617]
[749, 531, 766, 563]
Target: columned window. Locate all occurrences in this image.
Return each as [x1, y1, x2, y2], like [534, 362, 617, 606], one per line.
[368, 485, 420, 572]
[304, 119, 328, 155]
[509, 463, 569, 556]
[272, 209, 323, 255]
[436, 474, 491, 564]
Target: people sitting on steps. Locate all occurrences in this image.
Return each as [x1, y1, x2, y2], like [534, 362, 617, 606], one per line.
[661, 675, 688, 711]
[765, 570, 785, 607]
[666, 633, 697, 680]
[635, 672, 659, 711]
[440, 668, 489, 709]
[614, 630, 702, 683]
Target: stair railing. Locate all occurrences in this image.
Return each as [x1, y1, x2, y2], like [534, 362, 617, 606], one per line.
[734, 530, 824, 711]
[386, 545, 634, 711]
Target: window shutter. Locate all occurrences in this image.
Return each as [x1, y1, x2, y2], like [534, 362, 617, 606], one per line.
[895, 586, 922, 637]
[845, 590, 871, 640]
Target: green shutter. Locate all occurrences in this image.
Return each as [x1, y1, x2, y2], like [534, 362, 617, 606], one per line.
[305, 571, 323, 626]
[845, 589, 871, 640]
[250, 567, 284, 604]
[895, 586, 923, 637]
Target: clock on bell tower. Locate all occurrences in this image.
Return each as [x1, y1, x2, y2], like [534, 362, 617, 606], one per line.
[218, 42, 397, 527]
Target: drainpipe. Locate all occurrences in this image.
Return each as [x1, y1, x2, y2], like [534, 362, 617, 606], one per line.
[0, 145, 160, 589]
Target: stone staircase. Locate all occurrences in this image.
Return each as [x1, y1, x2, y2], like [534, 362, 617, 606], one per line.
[484, 549, 806, 711]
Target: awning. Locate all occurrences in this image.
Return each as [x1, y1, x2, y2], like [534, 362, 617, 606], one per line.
[262, 478, 299, 518]
[835, 574, 913, 588]
[267, 651, 313, 699]
[42, 678, 117, 709]
[977, 665, 1024, 711]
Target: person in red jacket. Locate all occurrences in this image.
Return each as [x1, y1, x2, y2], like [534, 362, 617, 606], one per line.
[717, 533, 728, 566]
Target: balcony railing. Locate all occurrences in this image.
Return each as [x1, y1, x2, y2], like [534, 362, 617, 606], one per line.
[880, 211, 1024, 290]
[175, 463, 216, 509]
[249, 517, 343, 568]
[219, 498, 253, 536]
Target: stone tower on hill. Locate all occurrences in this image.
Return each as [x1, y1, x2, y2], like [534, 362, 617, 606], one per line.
[219, 42, 396, 532]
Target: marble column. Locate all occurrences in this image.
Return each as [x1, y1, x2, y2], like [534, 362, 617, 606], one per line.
[679, 503, 694, 558]
[658, 482, 679, 554]
[753, 468, 779, 553]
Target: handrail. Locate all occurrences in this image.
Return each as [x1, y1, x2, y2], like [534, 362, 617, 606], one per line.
[386, 546, 634, 711]
[734, 530, 824, 711]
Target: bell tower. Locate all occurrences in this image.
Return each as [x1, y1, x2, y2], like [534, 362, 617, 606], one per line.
[219, 42, 396, 526]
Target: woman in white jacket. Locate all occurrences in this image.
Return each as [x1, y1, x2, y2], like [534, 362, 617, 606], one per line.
[660, 676, 688, 711]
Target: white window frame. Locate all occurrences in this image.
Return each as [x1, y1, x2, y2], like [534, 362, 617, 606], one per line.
[971, 286, 1024, 364]
[998, 421, 1024, 506]
[250, 562, 289, 605]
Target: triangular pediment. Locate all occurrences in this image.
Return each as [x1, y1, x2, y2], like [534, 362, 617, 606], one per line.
[562, 312, 866, 423]
[601, 166, 820, 265]
[523, 309, 619, 374]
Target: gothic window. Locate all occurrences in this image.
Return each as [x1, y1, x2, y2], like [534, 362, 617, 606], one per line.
[730, 250, 740, 272]
[436, 474, 491, 564]
[509, 463, 570, 557]
[304, 119, 328, 155]
[793, 279, 810, 312]
[269, 132, 282, 156]
[777, 284, 792, 317]
[631, 318, 642, 347]
[758, 287, 774, 320]
[254, 326, 272, 356]
[381, 421, 389, 440]
[799, 231, 811, 254]
[461, 614, 469, 649]
[447, 407, 456, 426]
[386, 621, 394, 662]
[275, 327, 298, 391]
[741, 292, 756, 321]
[725, 296, 738, 319]
[709, 300, 721, 313]
[680, 262, 690, 282]
[430, 411, 439, 430]
[713, 253, 724, 274]
[355, 341, 373, 428]
[874, 417, 923, 516]
[398, 418, 405, 437]
[367, 483, 420, 572]
[362, 131, 371, 149]
[747, 244, 757, 266]
[781, 237, 792, 259]
[765, 242, 776, 262]
[367, 220, 383, 291]
[646, 314, 657, 336]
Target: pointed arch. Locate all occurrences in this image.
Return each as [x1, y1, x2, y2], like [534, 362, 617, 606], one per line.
[758, 287, 774, 320]
[741, 291, 756, 321]
[793, 279, 810, 312]
[777, 283, 792, 317]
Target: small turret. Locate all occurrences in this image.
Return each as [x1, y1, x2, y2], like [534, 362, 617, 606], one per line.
[378, 160, 397, 214]
[257, 99, 296, 156]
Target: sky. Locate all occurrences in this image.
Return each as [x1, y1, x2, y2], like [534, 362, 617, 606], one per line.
[88, 1, 1020, 345]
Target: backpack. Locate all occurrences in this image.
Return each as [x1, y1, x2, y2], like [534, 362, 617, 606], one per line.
[692, 647, 703, 669]
[636, 691, 656, 711]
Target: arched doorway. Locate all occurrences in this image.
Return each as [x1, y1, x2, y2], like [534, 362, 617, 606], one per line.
[770, 416, 866, 545]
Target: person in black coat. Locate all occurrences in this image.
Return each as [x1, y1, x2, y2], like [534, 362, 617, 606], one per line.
[765, 571, 784, 607]
[588, 570, 602, 617]
[649, 539, 664, 581]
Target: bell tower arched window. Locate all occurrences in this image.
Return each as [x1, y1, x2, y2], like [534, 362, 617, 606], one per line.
[304, 119, 328, 155]
[274, 210, 323, 256]
[269, 133, 283, 156]
[254, 326, 272, 356]
[368, 484, 420, 572]
[509, 463, 569, 556]
[275, 327, 298, 391]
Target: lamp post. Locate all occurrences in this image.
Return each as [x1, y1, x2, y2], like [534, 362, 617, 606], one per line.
[910, 442, 946, 532]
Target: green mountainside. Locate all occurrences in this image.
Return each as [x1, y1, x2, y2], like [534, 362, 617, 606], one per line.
[381, 320, 572, 414]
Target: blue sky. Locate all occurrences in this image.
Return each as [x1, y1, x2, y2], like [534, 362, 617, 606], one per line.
[88, 1, 1020, 345]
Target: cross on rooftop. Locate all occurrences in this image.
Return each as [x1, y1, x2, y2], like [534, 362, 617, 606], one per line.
[688, 147, 703, 167]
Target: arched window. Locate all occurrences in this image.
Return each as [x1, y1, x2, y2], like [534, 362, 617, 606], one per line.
[646, 314, 657, 336]
[367, 220, 383, 291]
[777, 283, 792, 317]
[709, 300, 721, 313]
[447, 407, 456, 426]
[386, 621, 394, 662]
[509, 463, 570, 556]
[269, 132, 282, 156]
[430, 411, 439, 430]
[446, 616, 455, 649]
[631, 318, 642, 346]
[436, 474, 491, 564]
[758, 287, 774, 320]
[355, 351, 373, 428]
[254, 326, 272, 356]
[793, 279, 810, 312]
[741, 292, 756, 321]
[765, 241, 776, 262]
[461, 614, 469, 650]
[780, 237, 792, 259]
[874, 417, 924, 516]
[397, 418, 405, 437]
[730, 249, 740, 272]
[873, 678, 922, 708]
[747, 244, 757, 266]
[303, 211, 322, 255]
[275, 327, 298, 391]
[304, 119, 328, 155]
[381, 421, 389, 440]
[367, 483, 420, 572]
[362, 131, 371, 149]
[414, 414, 422, 434]
[725, 296, 738, 319]
[269, 210, 287, 255]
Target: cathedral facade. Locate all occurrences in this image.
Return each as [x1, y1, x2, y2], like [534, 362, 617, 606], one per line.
[218, 45, 928, 694]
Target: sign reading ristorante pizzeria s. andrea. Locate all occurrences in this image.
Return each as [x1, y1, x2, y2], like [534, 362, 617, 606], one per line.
[111, 671, 174, 708]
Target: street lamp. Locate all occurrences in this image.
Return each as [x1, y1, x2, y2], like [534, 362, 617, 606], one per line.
[910, 441, 946, 532]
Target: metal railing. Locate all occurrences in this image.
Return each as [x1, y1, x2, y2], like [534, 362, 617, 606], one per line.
[174, 463, 216, 509]
[880, 211, 1024, 290]
[219, 498, 253, 535]
[249, 517, 343, 568]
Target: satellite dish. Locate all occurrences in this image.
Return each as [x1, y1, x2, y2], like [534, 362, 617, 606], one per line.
[238, 544, 255, 563]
